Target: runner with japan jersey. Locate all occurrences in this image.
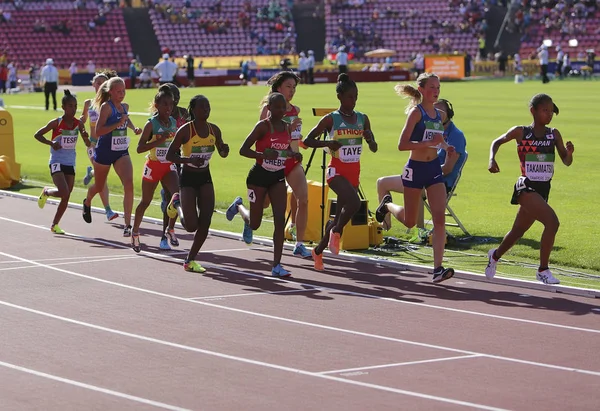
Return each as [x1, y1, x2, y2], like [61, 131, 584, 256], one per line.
[226, 93, 301, 277]
[35, 90, 90, 234]
[258, 71, 311, 258]
[80, 70, 118, 221]
[82, 77, 142, 236]
[131, 85, 180, 253]
[486, 94, 574, 285]
[303, 74, 378, 271]
[166, 95, 230, 273]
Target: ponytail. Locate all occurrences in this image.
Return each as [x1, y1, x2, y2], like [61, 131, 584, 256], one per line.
[395, 72, 439, 114]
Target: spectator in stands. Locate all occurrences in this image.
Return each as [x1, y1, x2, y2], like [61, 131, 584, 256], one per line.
[307, 50, 315, 84]
[336, 46, 348, 74]
[154, 54, 178, 86]
[129, 59, 138, 89]
[69, 62, 78, 84]
[40, 58, 59, 110]
[34, 19, 47, 33]
[87, 60, 96, 74]
[186, 55, 195, 87]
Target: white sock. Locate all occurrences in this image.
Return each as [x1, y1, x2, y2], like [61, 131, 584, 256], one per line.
[295, 241, 302, 248]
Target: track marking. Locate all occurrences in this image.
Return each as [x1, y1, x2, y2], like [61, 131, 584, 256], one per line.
[0, 256, 140, 272]
[0, 360, 189, 410]
[0, 254, 135, 264]
[0, 300, 507, 411]
[317, 355, 483, 375]
[7, 105, 150, 117]
[3, 215, 597, 335]
[188, 287, 325, 300]
[1, 249, 600, 378]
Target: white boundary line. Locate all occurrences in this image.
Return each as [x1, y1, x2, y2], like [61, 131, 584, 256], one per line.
[188, 288, 325, 300]
[318, 354, 483, 375]
[0, 256, 140, 272]
[2, 190, 598, 299]
[0, 360, 189, 411]
[0, 254, 134, 264]
[0, 299, 507, 411]
[1, 248, 600, 378]
[1, 214, 598, 335]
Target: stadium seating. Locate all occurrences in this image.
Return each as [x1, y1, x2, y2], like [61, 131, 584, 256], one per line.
[0, 2, 133, 70]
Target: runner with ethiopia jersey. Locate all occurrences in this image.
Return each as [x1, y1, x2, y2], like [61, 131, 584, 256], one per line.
[131, 85, 180, 253]
[166, 95, 230, 274]
[303, 74, 378, 271]
[80, 70, 119, 221]
[35, 90, 90, 234]
[486, 93, 574, 285]
[226, 92, 301, 277]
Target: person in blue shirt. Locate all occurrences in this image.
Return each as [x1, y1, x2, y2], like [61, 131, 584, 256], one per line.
[376, 97, 466, 231]
[128, 59, 137, 89]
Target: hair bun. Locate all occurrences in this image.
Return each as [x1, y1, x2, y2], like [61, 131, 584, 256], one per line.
[337, 73, 350, 83]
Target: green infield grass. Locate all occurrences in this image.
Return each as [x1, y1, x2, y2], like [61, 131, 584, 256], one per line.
[2, 78, 599, 288]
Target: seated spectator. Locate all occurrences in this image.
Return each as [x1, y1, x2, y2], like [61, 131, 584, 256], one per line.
[139, 68, 152, 88]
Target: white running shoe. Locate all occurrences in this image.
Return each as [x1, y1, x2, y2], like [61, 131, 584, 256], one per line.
[485, 249, 498, 279]
[536, 269, 560, 285]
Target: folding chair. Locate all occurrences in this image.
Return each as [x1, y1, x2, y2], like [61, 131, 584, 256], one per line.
[424, 151, 470, 236]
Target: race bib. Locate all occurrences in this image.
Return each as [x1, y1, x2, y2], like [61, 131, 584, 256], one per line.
[155, 147, 169, 162]
[50, 163, 61, 173]
[111, 129, 129, 151]
[60, 131, 78, 150]
[402, 166, 414, 182]
[87, 146, 95, 159]
[288, 116, 302, 140]
[423, 120, 444, 143]
[247, 188, 256, 203]
[188, 145, 214, 168]
[337, 137, 362, 163]
[143, 164, 152, 179]
[524, 153, 555, 182]
[262, 150, 288, 171]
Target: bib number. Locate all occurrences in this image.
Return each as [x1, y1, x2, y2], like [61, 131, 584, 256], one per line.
[111, 135, 130, 151]
[50, 163, 61, 173]
[247, 188, 256, 203]
[60, 134, 78, 150]
[143, 164, 152, 179]
[515, 176, 527, 190]
[402, 166, 413, 182]
[87, 146, 95, 159]
[155, 147, 169, 162]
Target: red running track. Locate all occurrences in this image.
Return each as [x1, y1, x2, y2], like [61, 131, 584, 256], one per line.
[0, 194, 599, 410]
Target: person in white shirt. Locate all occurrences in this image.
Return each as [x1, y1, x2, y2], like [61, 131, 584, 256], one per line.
[86, 60, 95, 74]
[336, 46, 348, 74]
[154, 53, 178, 85]
[555, 46, 564, 79]
[297, 51, 308, 84]
[40, 58, 59, 110]
[537, 45, 549, 83]
[307, 50, 315, 84]
[562, 53, 570, 77]
[69, 62, 77, 84]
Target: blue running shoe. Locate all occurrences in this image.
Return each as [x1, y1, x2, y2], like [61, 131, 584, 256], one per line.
[105, 210, 119, 221]
[83, 166, 93, 186]
[226, 196, 243, 221]
[271, 264, 291, 277]
[159, 236, 171, 250]
[242, 222, 253, 245]
[293, 243, 311, 258]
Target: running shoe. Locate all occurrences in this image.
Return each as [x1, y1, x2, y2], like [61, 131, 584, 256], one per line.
[485, 249, 498, 279]
[184, 260, 206, 273]
[166, 193, 180, 219]
[536, 269, 560, 285]
[123, 225, 132, 237]
[50, 224, 65, 235]
[131, 234, 141, 253]
[226, 196, 243, 221]
[272, 263, 291, 277]
[83, 166, 94, 186]
[375, 194, 392, 223]
[288, 224, 297, 241]
[432, 266, 455, 283]
[166, 229, 179, 246]
[328, 229, 341, 255]
[293, 243, 311, 258]
[311, 248, 324, 271]
[159, 236, 171, 250]
[37, 188, 49, 209]
[242, 222, 253, 245]
[82, 199, 92, 223]
[105, 210, 119, 221]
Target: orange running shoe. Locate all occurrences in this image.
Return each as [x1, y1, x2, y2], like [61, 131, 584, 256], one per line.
[328, 229, 341, 255]
[312, 248, 324, 271]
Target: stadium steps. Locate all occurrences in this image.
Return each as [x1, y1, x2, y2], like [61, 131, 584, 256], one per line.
[123, 7, 162, 66]
[485, 4, 522, 57]
[293, 2, 326, 61]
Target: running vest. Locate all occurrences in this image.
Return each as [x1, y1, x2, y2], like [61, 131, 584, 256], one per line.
[99, 101, 129, 151]
[88, 105, 99, 144]
[50, 116, 80, 166]
[328, 111, 365, 164]
[146, 116, 177, 163]
[256, 120, 291, 172]
[173, 107, 188, 129]
[409, 104, 444, 144]
[518, 126, 556, 182]
[283, 105, 302, 141]
[181, 121, 216, 169]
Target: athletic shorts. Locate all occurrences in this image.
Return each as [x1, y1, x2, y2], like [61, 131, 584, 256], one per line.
[142, 160, 177, 183]
[511, 176, 550, 205]
[179, 166, 212, 190]
[246, 163, 285, 189]
[49, 163, 75, 176]
[284, 157, 302, 177]
[401, 158, 444, 190]
[94, 136, 129, 166]
[326, 160, 360, 188]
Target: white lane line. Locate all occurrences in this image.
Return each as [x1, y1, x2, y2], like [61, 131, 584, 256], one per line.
[188, 287, 324, 300]
[0, 256, 140, 272]
[318, 355, 483, 375]
[0, 359, 189, 411]
[7, 105, 150, 117]
[0, 254, 135, 265]
[2, 215, 597, 335]
[1, 249, 600, 378]
[0, 300, 506, 411]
